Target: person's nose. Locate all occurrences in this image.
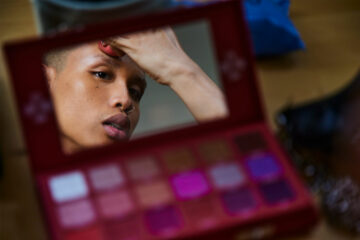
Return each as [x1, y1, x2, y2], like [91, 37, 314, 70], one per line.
[108, 82, 134, 114]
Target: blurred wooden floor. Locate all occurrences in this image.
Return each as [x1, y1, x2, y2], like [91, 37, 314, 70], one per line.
[0, 0, 360, 239]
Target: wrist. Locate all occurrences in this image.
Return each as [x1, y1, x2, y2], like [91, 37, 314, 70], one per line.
[157, 55, 199, 87]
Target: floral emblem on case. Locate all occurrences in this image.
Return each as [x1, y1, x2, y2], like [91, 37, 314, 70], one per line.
[220, 50, 247, 82]
[24, 92, 52, 124]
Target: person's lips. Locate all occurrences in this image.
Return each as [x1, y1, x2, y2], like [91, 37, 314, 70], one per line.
[102, 113, 130, 141]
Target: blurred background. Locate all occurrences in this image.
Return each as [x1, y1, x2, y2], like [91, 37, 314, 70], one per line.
[1, 0, 360, 239]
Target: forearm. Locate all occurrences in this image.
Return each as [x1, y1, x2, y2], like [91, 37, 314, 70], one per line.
[167, 61, 228, 122]
[108, 28, 228, 122]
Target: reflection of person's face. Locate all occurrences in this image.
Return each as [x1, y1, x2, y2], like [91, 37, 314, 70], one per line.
[45, 42, 146, 154]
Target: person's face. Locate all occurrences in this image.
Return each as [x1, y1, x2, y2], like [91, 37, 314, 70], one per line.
[46, 42, 146, 154]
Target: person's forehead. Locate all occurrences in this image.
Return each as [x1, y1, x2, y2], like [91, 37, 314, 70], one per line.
[66, 42, 145, 77]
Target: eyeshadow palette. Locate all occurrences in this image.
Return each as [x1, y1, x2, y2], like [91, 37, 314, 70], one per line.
[38, 124, 316, 239]
[4, 1, 318, 239]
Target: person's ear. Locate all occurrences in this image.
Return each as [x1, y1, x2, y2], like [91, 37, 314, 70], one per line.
[43, 64, 56, 89]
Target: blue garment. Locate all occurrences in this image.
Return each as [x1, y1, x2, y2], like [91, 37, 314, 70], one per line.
[171, 0, 305, 56]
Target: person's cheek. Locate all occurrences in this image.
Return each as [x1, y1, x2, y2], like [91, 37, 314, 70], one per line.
[129, 107, 140, 135]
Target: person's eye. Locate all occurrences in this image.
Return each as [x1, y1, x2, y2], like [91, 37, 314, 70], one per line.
[92, 71, 112, 80]
[129, 87, 143, 102]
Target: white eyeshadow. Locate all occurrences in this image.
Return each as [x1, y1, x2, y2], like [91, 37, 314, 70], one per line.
[209, 163, 245, 189]
[89, 164, 124, 191]
[49, 171, 88, 203]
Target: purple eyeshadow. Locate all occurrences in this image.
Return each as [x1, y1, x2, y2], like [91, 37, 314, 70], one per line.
[171, 171, 210, 200]
[234, 132, 267, 155]
[209, 163, 245, 190]
[145, 205, 182, 235]
[221, 187, 256, 214]
[259, 179, 295, 204]
[246, 154, 281, 180]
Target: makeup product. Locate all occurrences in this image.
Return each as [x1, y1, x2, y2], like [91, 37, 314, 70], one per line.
[5, 1, 318, 239]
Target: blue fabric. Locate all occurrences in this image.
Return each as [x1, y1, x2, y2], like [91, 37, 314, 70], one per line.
[170, 0, 305, 56]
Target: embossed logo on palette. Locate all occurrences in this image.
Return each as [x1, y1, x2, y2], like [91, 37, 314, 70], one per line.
[45, 127, 296, 240]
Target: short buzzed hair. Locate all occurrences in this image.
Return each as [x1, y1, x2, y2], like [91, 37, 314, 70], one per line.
[43, 47, 72, 72]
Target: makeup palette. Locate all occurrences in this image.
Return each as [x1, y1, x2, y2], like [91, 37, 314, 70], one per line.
[4, 1, 318, 239]
[39, 125, 316, 239]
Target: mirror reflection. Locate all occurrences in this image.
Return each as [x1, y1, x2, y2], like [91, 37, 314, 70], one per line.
[43, 20, 228, 154]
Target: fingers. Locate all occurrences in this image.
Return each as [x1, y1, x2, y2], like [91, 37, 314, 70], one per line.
[99, 38, 130, 58]
[98, 41, 125, 57]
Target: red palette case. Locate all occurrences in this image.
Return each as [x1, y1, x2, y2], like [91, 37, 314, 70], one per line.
[4, 1, 318, 239]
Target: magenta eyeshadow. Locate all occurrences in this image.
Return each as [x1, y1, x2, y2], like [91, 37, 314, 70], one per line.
[171, 171, 210, 200]
[145, 205, 182, 235]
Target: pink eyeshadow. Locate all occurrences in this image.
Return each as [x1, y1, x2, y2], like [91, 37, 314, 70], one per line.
[57, 199, 96, 229]
[126, 156, 160, 181]
[96, 190, 134, 219]
[171, 171, 210, 200]
[88, 164, 124, 191]
[135, 180, 173, 208]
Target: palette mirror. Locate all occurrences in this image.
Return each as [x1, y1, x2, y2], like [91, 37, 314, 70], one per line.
[43, 20, 227, 155]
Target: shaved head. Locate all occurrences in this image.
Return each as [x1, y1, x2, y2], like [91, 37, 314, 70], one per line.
[43, 47, 72, 72]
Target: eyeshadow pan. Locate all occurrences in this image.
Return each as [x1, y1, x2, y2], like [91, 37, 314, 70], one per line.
[171, 171, 210, 200]
[246, 154, 281, 180]
[126, 156, 160, 181]
[104, 214, 140, 240]
[88, 164, 124, 191]
[259, 179, 295, 204]
[182, 195, 218, 229]
[221, 187, 256, 214]
[145, 205, 182, 235]
[96, 190, 134, 219]
[57, 199, 96, 229]
[135, 180, 173, 208]
[234, 132, 267, 155]
[198, 139, 232, 164]
[49, 171, 88, 203]
[162, 148, 195, 173]
[209, 163, 245, 190]
[65, 226, 104, 240]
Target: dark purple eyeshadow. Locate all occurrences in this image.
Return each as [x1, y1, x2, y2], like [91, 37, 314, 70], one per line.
[246, 154, 281, 180]
[145, 205, 182, 234]
[259, 179, 295, 204]
[234, 132, 267, 155]
[221, 187, 256, 214]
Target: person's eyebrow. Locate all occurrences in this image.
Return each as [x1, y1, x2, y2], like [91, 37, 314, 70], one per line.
[91, 54, 121, 67]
